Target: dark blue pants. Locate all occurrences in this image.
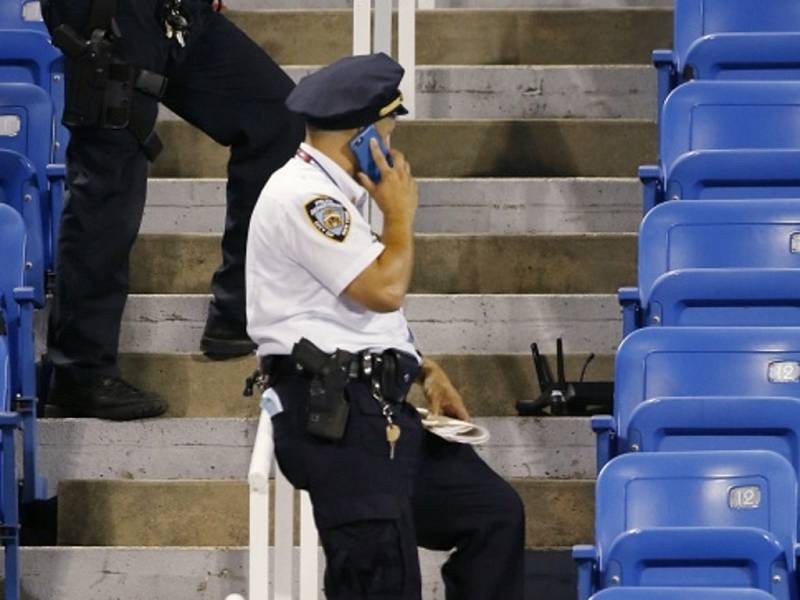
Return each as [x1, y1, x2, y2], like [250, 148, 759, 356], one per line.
[272, 373, 526, 600]
[44, 0, 304, 378]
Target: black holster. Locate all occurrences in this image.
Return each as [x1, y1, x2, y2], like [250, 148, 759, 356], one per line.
[52, 21, 167, 161]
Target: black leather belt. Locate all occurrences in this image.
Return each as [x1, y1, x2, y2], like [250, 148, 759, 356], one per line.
[259, 347, 421, 404]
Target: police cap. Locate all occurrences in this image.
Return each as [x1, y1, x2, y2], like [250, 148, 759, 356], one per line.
[286, 52, 408, 130]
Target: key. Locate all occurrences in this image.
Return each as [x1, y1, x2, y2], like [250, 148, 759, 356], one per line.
[386, 423, 401, 460]
[165, 22, 174, 39]
[176, 30, 185, 47]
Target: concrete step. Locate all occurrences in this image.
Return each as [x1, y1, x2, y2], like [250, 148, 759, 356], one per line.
[57, 478, 594, 547]
[227, 0, 671, 7]
[6, 547, 576, 600]
[112, 294, 621, 354]
[222, 9, 671, 65]
[130, 233, 637, 295]
[37, 417, 595, 486]
[115, 352, 614, 418]
[152, 119, 655, 179]
[143, 178, 642, 235]
[158, 66, 655, 120]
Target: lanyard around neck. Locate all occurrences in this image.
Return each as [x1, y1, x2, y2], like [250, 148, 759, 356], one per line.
[296, 147, 341, 191]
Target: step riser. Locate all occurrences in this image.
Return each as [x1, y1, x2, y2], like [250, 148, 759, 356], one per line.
[158, 66, 655, 120]
[227, 0, 671, 7]
[222, 10, 671, 66]
[143, 178, 643, 235]
[129, 234, 637, 295]
[3, 548, 576, 600]
[151, 120, 655, 179]
[110, 294, 621, 354]
[115, 353, 614, 418]
[36, 417, 595, 486]
[57, 479, 595, 547]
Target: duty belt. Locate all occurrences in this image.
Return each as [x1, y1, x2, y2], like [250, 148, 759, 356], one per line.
[245, 339, 420, 404]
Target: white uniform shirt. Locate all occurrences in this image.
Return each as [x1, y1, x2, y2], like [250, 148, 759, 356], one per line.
[246, 142, 419, 358]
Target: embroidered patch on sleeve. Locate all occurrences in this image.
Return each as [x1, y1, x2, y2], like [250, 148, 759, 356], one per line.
[304, 196, 352, 242]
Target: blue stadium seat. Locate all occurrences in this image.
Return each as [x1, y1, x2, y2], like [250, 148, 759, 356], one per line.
[574, 451, 797, 600]
[0, 202, 44, 504]
[0, 150, 43, 306]
[591, 588, 778, 600]
[620, 200, 800, 336]
[652, 0, 800, 113]
[641, 81, 800, 212]
[593, 327, 800, 469]
[0, 203, 34, 600]
[0, 29, 66, 163]
[0, 0, 47, 32]
[0, 82, 65, 276]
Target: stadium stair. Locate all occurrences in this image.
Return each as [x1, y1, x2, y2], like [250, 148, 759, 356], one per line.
[19, 1, 671, 597]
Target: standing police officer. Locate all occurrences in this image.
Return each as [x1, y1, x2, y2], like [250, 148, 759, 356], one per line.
[246, 53, 525, 599]
[41, 0, 304, 419]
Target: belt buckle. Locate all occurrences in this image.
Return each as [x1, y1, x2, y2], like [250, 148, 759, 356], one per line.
[361, 353, 373, 378]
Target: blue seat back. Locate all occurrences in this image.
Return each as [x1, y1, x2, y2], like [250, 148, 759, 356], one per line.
[627, 397, 800, 485]
[639, 200, 800, 304]
[596, 451, 797, 569]
[0, 29, 65, 162]
[615, 327, 800, 441]
[0, 328, 9, 415]
[0, 150, 43, 305]
[673, 0, 800, 72]
[0, 0, 47, 32]
[661, 82, 800, 177]
[591, 588, 777, 600]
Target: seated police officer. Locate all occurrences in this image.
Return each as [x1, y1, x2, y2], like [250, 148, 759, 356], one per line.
[246, 53, 524, 600]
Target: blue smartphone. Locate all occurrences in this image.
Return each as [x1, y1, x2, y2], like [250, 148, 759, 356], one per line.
[349, 125, 393, 183]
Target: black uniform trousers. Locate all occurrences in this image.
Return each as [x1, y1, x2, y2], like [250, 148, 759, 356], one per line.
[44, 0, 304, 378]
[271, 370, 526, 600]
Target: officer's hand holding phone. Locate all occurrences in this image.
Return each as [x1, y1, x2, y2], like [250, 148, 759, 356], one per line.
[356, 138, 418, 223]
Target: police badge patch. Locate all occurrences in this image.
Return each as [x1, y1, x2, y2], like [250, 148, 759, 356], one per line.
[305, 196, 351, 242]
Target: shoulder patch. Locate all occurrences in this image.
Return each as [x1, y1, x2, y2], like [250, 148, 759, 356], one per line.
[304, 196, 351, 242]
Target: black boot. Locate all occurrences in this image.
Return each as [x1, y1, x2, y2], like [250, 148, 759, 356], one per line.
[47, 371, 167, 420]
[200, 316, 256, 360]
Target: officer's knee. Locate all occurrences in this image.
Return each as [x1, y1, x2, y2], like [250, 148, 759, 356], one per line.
[321, 518, 407, 598]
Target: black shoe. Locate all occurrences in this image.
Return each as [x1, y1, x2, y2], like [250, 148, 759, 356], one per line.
[200, 317, 256, 360]
[47, 373, 167, 420]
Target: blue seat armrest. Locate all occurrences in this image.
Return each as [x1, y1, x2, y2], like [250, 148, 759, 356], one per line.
[591, 415, 616, 472]
[605, 528, 785, 590]
[573, 545, 597, 600]
[46, 164, 66, 180]
[639, 165, 662, 214]
[13, 287, 36, 304]
[618, 287, 641, 338]
[670, 150, 800, 199]
[0, 413, 21, 428]
[652, 49, 677, 119]
[686, 33, 800, 79]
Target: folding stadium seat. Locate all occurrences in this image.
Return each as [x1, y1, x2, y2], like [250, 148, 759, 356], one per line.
[590, 589, 777, 600]
[593, 327, 800, 469]
[653, 0, 800, 112]
[0, 201, 45, 504]
[0, 203, 35, 600]
[0, 0, 48, 32]
[0, 25, 67, 163]
[619, 200, 800, 336]
[641, 81, 800, 213]
[574, 451, 798, 600]
[0, 82, 65, 280]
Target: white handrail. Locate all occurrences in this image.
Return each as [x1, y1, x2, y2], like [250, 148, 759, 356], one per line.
[226, 407, 319, 600]
[352, 0, 418, 118]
